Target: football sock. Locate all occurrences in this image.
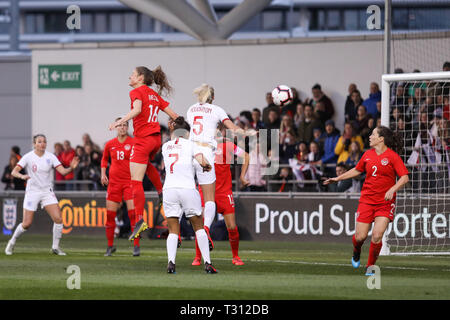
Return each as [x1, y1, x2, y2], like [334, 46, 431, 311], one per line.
[196, 229, 211, 264]
[52, 223, 63, 250]
[352, 234, 364, 254]
[10, 223, 26, 243]
[105, 210, 116, 247]
[227, 226, 240, 258]
[194, 235, 202, 260]
[145, 162, 163, 195]
[167, 233, 178, 263]
[367, 241, 383, 267]
[128, 209, 140, 247]
[203, 201, 216, 229]
[131, 180, 145, 221]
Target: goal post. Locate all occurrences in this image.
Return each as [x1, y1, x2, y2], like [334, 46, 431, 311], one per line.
[380, 71, 450, 256]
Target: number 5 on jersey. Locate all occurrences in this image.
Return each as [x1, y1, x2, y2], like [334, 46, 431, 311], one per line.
[169, 153, 179, 174]
[193, 116, 203, 135]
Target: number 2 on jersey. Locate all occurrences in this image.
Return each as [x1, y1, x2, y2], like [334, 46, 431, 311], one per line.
[148, 104, 159, 123]
[372, 165, 377, 177]
[169, 153, 179, 174]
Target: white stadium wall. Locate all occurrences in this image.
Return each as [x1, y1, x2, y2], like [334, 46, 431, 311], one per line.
[31, 35, 448, 152]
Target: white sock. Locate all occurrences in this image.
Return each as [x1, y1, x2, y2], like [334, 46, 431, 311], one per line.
[11, 223, 26, 243]
[203, 201, 216, 229]
[196, 229, 211, 264]
[52, 223, 63, 250]
[166, 233, 178, 263]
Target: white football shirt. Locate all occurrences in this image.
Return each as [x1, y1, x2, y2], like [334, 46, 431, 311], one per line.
[162, 138, 201, 190]
[17, 150, 62, 192]
[186, 102, 229, 148]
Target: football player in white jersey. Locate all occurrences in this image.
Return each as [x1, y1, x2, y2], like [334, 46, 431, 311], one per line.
[186, 84, 254, 248]
[162, 117, 217, 274]
[5, 134, 79, 256]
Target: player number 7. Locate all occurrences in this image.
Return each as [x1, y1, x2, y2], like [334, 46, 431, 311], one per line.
[169, 153, 179, 174]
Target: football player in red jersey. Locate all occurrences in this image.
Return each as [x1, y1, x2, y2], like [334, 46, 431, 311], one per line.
[109, 66, 179, 240]
[324, 126, 409, 275]
[192, 123, 250, 266]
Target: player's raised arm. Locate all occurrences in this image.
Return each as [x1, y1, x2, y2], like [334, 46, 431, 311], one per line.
[162, 106, 179, 121]
[323, 167, 362, 185]
[109, 100, 142, 130]
[56, 156, 80, 176]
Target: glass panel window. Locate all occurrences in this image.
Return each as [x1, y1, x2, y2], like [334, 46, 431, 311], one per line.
[140, 14, 153, 32]
[124, 12, 137, 33]
[94, 13, 108, 33]
[262, 11, 283, 31]
[80, 13, 93, 33]
[109, 13, 123, 33]
[344, 9, 358, 30]
[327, 10, 341, 30]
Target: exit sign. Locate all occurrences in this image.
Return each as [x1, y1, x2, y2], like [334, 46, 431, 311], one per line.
[38, 64, 82, 89]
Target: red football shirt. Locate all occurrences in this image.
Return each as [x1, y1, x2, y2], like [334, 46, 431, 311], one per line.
[129, 85, 169, 137]
[355, 148, 409, 205]
[214, 140, 245, 195]
[101, 136, 134, 184]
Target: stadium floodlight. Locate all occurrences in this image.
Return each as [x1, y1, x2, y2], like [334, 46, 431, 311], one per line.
[380, 71, 450, 255]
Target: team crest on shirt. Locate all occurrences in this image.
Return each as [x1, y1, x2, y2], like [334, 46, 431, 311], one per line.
[46, 159, 51, 165]
[32, 164, 38, 172]
[124, 144, 131, 151]
[381, 158, 389, 166]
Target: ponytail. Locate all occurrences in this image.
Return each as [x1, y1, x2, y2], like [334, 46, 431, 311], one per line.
[377, 125, 403, 154]
[135, 65, 172, 96]
[171, 116, 190, 139]
[193, 83, 214, 104]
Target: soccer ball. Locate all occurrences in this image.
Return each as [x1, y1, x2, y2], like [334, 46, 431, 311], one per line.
[271, 85, 293, 106]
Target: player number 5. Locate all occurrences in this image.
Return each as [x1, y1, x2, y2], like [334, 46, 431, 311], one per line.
[193, 116, 203, 135]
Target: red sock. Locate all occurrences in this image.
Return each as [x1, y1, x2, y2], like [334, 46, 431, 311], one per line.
[128, 209, 140, 247]
[366, 241, 383, 267]
[131, 180, 145, 221]
[228, 226, 240, 258]
[352, 234, 364, 254]
[145, 162, 163, 195]
[194, 235, 202, 260]
[105, 210, 116, 247]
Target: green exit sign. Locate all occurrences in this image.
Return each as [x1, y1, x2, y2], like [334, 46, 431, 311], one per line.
[38, 64, 82, 89]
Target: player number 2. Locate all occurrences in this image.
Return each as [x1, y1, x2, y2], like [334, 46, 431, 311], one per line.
[169, 153, 179, 174]
[372, 165, 377, 177]
[148, 104, 159, 123]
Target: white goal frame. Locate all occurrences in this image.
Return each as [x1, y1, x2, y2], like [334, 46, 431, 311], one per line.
[380, 71, 450, 256]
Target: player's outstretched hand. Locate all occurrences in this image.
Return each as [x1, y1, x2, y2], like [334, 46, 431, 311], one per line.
[108, 119, 121, 131]
[101, 174, 109, 186]
[323, 177, 339, 185]
[22, 174, 31, 181]
[384, 188, 395, 201]
[70, 157, 80, 170]
[240, 176, 250, 187]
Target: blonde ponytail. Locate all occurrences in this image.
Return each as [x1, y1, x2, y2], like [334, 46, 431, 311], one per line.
[193, 84, 214, 104]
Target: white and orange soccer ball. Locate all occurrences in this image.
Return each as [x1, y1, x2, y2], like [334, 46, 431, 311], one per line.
[271, 85, 293, 106]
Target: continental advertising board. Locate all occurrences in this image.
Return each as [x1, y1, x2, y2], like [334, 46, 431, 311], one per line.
[1, 193, 449, 243]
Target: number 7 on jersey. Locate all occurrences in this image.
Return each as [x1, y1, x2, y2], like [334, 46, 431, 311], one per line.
[168, 153, 179, 174]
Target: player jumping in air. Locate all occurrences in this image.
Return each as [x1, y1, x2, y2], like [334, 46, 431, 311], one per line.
[324, 126, 409, 275]
[109, 66, 179, 241]
[193, 123, 250, 266]
[162, 117, 217, 274]
[5, 134, 79, 256]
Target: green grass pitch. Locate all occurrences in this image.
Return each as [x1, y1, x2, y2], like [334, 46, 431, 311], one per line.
[1, 234, 449, 300]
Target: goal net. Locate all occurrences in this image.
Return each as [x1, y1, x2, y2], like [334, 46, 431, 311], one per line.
[381, 71, 450, 255]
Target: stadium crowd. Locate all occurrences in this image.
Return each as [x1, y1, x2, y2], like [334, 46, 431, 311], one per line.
[2, 62, 449, 193]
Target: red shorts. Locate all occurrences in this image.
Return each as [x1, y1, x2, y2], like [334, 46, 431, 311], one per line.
[130, 134, 161, 164]
[107, 182, 133, 203]
[199, 188, 235, 215]
[356, 201, 396, 224]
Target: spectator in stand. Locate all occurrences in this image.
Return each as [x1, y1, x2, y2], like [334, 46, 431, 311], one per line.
[293, 102, 305, 128]
[262, 92, 279, 126]
[354, 105, 371, 139]
[392, 83, 407, 112]
[344, 84, 358, 122]
[265, 109, 281, 130]
[53, 142, 65, 191]
[280, 115, 296, 143]
[296, 142, 309, 163]
[375, 101, 382, 120]
[306, 83, 334, 122]
[251, 108, 265, 130]
[362, 82, 381, 119]
[364, 117, 376, 148]
[273, 167, 293, 192]
[10, 146, 21, 161]
[88, 149, 103, 191]
[313, 101, 330, 124]
[327, 163, 353, 192]
[312, 127, 326, 157]
[345, 141, 363, 169]
[321, 120, 341, 176]
[279, 130, 298, 164]
[244, 142, 267, 191]
[73, 145, 87, 186]
[443, 96, 450, 121]
[308, 141, 322, 166]
[2, 156, 26, 190]
[60, 140, 76, 190]
[281, 87, 300, 118]
[82, 133, 101, 152]
[334, 122, 364, 164]
[297, 104, 322, 144]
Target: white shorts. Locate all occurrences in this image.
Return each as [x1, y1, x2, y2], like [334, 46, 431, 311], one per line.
[163, 188, 202, 219]
[23, 189, 58, 211]
[194, 145, 216, 185]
